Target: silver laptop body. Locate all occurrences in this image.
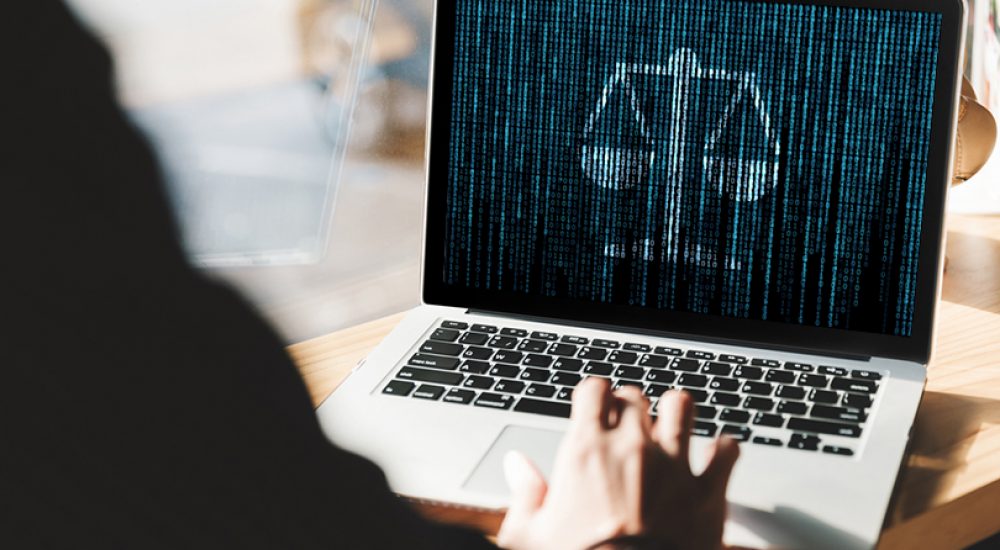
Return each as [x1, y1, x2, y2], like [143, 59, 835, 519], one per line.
[318, 1, 966, 548]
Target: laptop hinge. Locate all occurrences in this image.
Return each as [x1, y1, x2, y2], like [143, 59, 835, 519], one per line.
[466, 309, 873, 363]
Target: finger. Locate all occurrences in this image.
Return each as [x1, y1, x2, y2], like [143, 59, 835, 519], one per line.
[700, 436, 741, 492]
[654, 390, 694, 468]
[502, 450, 548, 517]
[571, 376, 613, 428]
[615, 385, 652, 436]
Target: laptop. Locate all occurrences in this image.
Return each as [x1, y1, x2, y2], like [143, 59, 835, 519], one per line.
[318, 0, 965, 547]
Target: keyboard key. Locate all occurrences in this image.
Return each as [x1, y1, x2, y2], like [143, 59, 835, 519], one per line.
[556, 387, 574, 401]
[645, 384, 672, 398]
[751, 358, 780, 368]
[742, 381, 774, 396]
[430, 328, 461, 342]
[471, 324, 498, 334]
[822, 446, 855, 456]
[553, 358, 584, 372]
[639, 354, 670, 368]
[420, 341, 463, 356]
[709, 377, 740, 392]
[765, 369, 796, 383]
[743, 397, 775, 411]
[526, 383, 556, 398]
[711, 392, 741, 407]
[500, 327, 528, 337]
[692, 422, 719, 437]
[493, 350, 525, 365]
[413, 384, 446, 400]
[443, 388, 476, 404]
[609, 351, 639, 364]
[777, 400, 808, 415]
[696, 405, 719, 419]
[616, 366, 646, 380]
[520, 368, 552, 382]
[752, 436, 783, 446]
[776, 385, 806, 400]
[784, 362, 814, 372]
[654, 346, 683, 356]
[818, 366, 848, 376]
[718, 354, 748, 364]
[592, 339, 621, 349]
[464, 375, 495, 390]
[852, 370, 882, 381]
[552, 373, 583, 386]
[624, 343, 652, 352]
[678, 373, 709, 388]
[459, 360, 491, 374]
[831, 378, 878, 394]
[719, 409, 750, 423]
[530, 331, 559, 341]
[684, 389, 710, 403]
[495, 380, 526, 395]
[490, 364, 521, 378]
[721, 425, 752, 441]
[474, 392, 515, 410]
[578, 347, 609, 360]
[753, 412, 784, 427]
[808, 389, 839, 404]
[733, 366, 764, 380]
[397, 367, 464, 386]
[798, 374, 829, 388]
[703, 362, 733, 376]
[518, 340, 549, 353]
[843, 393, 873, 408]
[562, 335, 589, 344]
[788, 433, 821, 451]
[613, 380, 644, 391]
[523, 354, 554, 368]
[463, 346, 494, 360]
[549, 343, 579, 357]
[488, 336, 519, 350]
[383, 380, 415, 397]
[671, 358, 701, 372]
[459, 332, 489, 345]
[584, 361, 615, 376]
[646, 370, 677, 384]
[515, 398, 571, 418]
[687, 350, 715, 360]
[408, 353, 461, 370]
[811, 405, 867, 423]
[787, 418, 862, 438]
[441, 321, 468, 330]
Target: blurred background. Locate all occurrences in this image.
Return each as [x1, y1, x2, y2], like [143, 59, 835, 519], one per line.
[65, 0, 1000, 345]
[67, 0, 432, 344]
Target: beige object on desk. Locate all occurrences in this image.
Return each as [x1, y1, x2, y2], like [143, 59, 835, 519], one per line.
[954, 78, 998, 185]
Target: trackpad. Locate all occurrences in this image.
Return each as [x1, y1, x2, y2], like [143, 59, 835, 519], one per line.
[463, 426, 564, 496]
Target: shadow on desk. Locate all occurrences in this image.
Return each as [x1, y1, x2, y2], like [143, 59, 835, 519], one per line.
[885, 391, 1000, 547]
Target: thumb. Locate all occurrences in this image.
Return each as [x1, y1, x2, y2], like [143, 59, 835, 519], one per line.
[503, 450, 548, 516]
[701, 437, 740, 493]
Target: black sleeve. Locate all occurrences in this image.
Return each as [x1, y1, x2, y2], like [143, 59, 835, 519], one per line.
[2, 3, 497, 549]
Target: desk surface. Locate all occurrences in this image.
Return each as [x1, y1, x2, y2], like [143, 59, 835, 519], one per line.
[288, 213, 1000, 549]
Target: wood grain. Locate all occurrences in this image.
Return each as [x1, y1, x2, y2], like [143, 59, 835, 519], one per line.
[287, 214, 1000, 548]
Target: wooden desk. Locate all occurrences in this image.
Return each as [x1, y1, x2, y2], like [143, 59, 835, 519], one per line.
[288, 214, 1000, 549]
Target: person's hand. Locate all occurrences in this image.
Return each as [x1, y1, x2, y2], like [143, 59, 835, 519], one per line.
[497, 378, 740, 550]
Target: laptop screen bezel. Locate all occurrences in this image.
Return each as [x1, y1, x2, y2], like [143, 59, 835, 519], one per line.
[422, 0, 966, 364]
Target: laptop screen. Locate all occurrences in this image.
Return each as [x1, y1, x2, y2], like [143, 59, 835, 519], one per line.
[437, 0, 944, 339]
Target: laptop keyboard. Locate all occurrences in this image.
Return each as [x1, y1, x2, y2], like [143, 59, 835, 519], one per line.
[381, 320, 883, 457]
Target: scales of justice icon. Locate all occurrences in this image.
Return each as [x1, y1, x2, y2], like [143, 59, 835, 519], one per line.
[579, 48, 781, 266]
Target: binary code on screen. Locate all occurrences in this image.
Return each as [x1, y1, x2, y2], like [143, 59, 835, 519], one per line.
[442, 0, 941, 337]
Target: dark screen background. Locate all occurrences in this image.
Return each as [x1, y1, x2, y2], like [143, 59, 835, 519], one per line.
[442, 0, 941, 337]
